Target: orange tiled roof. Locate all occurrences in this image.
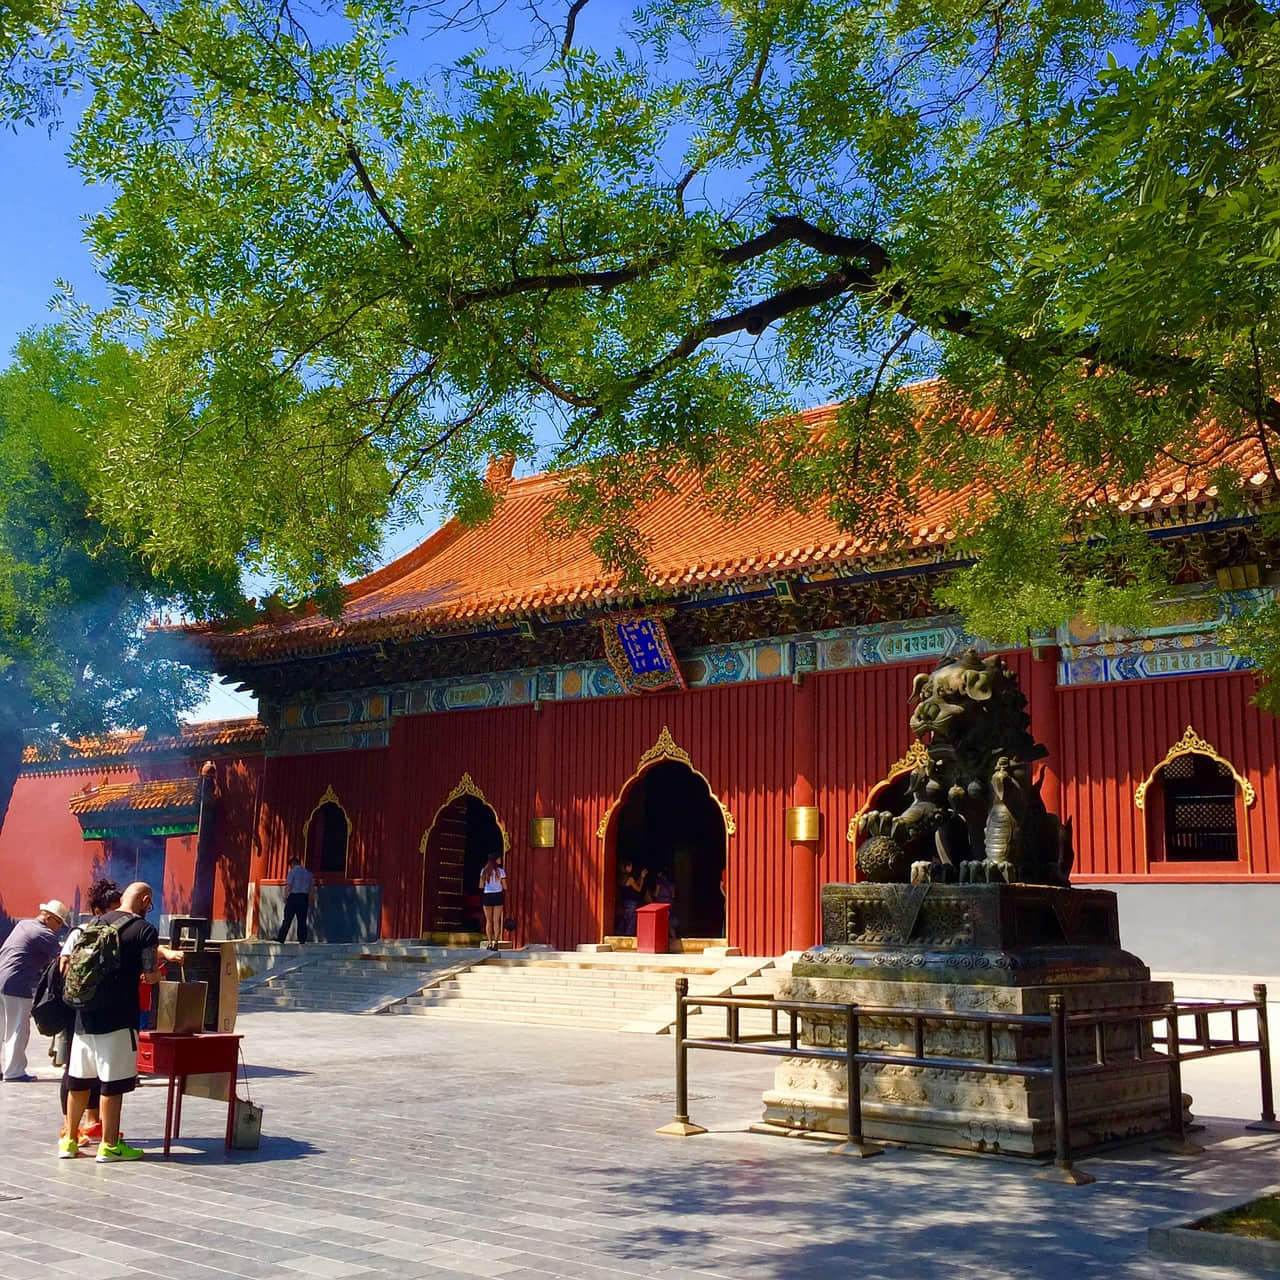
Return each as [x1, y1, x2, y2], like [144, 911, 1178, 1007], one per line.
[193, 400, 1272, 662]
[68, 775, 203, 819]
[22, 718, 265, 766]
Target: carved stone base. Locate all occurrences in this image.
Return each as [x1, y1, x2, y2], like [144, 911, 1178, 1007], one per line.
[761, 884, 1178, 1157]
[761, 974, 1174, 1156]
[810, 882, 1147, 986]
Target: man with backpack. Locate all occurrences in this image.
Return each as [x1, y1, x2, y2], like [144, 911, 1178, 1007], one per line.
[0, 899, 68, 1081]
[61, 881, 163, 1162]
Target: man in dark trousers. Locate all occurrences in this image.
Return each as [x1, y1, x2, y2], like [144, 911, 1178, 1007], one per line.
[277, 855, 315, 943]
[62, 881, 163, 1161]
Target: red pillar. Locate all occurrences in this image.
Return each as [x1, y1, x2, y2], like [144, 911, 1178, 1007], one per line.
[1028, 644, 1063, 816]
[528, 700, 555, 945]
[247, 757, 272, 939]
[788, 676, 819, 951]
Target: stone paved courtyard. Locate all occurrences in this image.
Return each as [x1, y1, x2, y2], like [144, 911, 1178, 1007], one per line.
[0, 1009, 1276, 1280]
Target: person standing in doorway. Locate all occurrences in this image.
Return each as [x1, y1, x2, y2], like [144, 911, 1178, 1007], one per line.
[63, 881, 163, 1161]
[616, 861, 645, 936]
[277, 856, 315, 944]
[0, 899, 68, 1080]
[479, 853, 507, 950]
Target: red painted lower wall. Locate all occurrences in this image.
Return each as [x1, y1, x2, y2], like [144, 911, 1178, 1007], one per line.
[0, 756, 262, 934]
[6, 659, 1277, 953]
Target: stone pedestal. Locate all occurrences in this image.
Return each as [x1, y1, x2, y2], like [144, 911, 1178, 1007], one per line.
[759, 883, 1177, 1156]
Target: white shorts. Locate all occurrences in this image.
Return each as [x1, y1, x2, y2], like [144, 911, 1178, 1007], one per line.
[67, 1027, 139, 1096]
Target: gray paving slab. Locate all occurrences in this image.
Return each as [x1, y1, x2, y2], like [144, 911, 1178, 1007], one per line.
[0, 1010, 1276, 1279]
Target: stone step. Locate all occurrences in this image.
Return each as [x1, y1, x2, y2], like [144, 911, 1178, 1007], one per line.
[387, 1002, 636, 1029]
[495, 959, 728, 975]
[237, 944, 784, 1021]
[449, 973, 686, 994]
[254, 975, 439, 989]
[242, 984, 418, 998]
[403, 990, 670, 1013]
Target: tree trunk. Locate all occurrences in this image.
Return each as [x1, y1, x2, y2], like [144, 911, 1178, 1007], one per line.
[0, 723, 23, 847]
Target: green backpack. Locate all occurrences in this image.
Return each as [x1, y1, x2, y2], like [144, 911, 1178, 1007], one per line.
[62, 917, 123, 1009]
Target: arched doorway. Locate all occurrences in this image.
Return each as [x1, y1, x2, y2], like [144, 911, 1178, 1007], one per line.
[307, 801, 350, 875]
[610, 759, 727, 941]
[420, 776, 509, 936]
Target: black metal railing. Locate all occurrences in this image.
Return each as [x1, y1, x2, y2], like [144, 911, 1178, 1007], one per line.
[657, 978, 1277, 1185]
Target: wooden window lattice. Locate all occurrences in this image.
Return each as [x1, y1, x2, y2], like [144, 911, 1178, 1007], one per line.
[1164, 753, 1238, 862]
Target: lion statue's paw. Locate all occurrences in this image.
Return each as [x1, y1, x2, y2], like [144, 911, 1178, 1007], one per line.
[858, 810, 897, 838]
[959, 859, 1017, 885]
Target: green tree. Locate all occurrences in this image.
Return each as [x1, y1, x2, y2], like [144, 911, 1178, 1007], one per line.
[0, 327, 241, 832]
[2, 1, 1279, 645]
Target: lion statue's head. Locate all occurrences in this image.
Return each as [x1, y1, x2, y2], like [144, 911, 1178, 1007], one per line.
[908, 649, 1040, 760]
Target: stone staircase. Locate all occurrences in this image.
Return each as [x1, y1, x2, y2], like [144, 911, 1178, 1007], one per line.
[236, 942, 490, 1014]
[383, 950, 793, 1033]
[683, 960, 793, 1040]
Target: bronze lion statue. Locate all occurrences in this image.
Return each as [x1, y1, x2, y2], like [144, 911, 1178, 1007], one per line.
[858, 648, 1073, 886]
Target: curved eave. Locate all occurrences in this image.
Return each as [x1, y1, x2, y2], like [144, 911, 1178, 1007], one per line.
[188, 471, 1276, 669]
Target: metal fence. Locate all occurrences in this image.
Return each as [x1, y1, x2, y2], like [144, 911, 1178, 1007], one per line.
[657, 978, 1278, 1185]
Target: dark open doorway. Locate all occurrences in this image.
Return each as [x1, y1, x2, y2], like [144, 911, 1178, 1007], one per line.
[613, 760, 726, 939]
[422, 795, 504, 934]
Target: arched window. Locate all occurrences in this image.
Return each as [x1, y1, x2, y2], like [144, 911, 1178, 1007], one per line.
[1161, 753, 1238, 862]
[313, 802, 349, 875]
[1135, 727, 1254, 868]
[304, 786, 351, 877]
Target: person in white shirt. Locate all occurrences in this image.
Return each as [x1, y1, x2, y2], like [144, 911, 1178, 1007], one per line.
[276, 857, 315, 943]
[479, 854, 508, 950]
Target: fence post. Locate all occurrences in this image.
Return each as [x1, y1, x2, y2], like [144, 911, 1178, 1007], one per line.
[1036, 993, 1095, 1184]
[830, 1002, 882, 1159]
[657, 977, 707, 1136]
[1247, 983, 1280, 1132]
[1154, 1004, 1203, 1155]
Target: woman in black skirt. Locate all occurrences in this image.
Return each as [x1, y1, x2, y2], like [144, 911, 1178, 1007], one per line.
[479, 854, 507, 949]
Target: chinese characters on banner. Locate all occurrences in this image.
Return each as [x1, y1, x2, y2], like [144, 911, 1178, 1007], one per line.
[598, 610, 687, 694]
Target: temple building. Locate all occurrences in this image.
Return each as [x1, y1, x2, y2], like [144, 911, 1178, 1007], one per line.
[2, 403, 1278, 975]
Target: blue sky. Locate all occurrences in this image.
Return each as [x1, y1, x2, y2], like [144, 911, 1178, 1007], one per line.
[1, 108, 451, 723]
[1, 118, 267, 720]
[0, 3, 641, 725]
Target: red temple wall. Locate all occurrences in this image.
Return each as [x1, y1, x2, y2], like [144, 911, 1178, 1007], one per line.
[0, 769, 108, 922]
[256, 660, 988, 952]
[211, 756, 264, 925]
[1062, 670, 1280, 880]
[0, 755, 263, 932]
[8, 658, 1274, 948]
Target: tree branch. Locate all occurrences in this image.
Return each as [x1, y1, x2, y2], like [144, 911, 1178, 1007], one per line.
[1202, 0, 1276, 67]
[388, 394, 493, 498]
[561, 0, 592, 59]
[675, 23, 774, 200]
[344, 142, 416, 255]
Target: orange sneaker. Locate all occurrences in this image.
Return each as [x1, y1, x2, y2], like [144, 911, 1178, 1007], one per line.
[79, 1119, 104, 1143]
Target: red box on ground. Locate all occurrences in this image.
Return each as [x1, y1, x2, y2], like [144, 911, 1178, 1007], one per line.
[636, 903, 669, 954]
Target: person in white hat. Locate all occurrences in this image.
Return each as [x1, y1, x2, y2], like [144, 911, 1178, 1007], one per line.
[0, 899, 69, 1081]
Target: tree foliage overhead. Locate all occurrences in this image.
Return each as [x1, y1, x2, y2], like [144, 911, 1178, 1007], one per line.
[0, 327, 240, 743]
[3, 0, 1280, 635]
